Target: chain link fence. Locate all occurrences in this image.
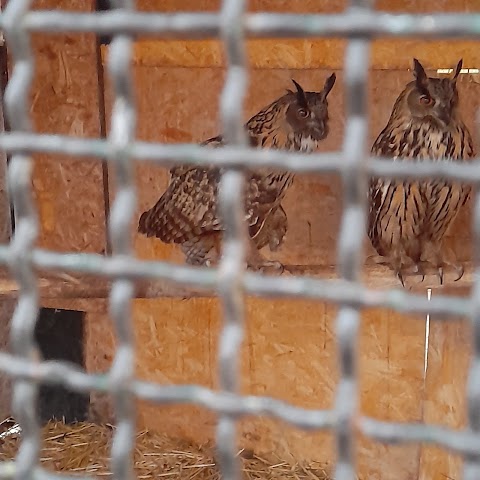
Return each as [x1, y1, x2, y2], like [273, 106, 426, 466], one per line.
[0, 1, 479, 479]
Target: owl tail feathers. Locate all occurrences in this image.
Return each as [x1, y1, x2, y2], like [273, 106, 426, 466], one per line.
[138, 210, 153, 236]
[137, 209, 169, 240]
[137, 207, 188, 244]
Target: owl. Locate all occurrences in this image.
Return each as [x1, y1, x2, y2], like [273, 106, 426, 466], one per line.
[138, 73, 337, 273]
[367, 58, 475, 287]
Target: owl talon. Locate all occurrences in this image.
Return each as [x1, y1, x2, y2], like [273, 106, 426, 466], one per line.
[453, 265, 465, 282]
[437, 267, 444, 285]
[396, 271, 405, 288]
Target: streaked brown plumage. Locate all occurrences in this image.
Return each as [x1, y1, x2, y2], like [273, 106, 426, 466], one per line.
[368, 58, 475, 286]
[138, 74, 336, 272]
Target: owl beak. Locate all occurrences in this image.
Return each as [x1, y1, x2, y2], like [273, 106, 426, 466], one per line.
[438, 108, 451, 126]
[312, 121, 324, 132]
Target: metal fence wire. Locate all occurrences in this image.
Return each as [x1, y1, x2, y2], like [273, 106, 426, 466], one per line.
[0, 1, 479, 480]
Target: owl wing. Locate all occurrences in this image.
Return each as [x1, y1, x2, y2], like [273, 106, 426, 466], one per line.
[138, 166, 222, 244]
[138, 133, 287, 244]
[251, 204, 288, 252]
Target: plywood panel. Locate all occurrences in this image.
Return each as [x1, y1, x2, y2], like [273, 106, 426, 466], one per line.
[102, 67, 477, 269]
[103, 39, 480, 70]
[358, 308, 426, 480]
[28, 0, 105, 253]
[84, 310, 116, 423]
[93, 298, 338, 464]
[135, 0, 472, 13]
[418, 315, 471, 480]
[94, 52, 478, 476]
[103, 67, 345, 267]
[85, 295, 432, 479]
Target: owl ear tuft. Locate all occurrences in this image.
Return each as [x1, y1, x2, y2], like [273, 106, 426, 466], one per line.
[323, 72, 336, 98]
[291, 79, 308, 107]
[413, 58, 428, 85]
[451, 59, 463, 82]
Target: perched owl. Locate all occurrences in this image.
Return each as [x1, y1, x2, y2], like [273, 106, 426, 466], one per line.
[138, 74, 337, 273]
[368, 58, 475, 286]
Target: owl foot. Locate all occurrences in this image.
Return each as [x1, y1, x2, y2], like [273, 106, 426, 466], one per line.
[249, 259, 285, 276]
[418, 262, 464, 285]
[394, 262, 427, 287]
[438, 262, 464, 283]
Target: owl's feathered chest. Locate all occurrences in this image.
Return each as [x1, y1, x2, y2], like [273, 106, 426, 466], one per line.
[254, 125, 321, 153]
[372, 119, 471, 162]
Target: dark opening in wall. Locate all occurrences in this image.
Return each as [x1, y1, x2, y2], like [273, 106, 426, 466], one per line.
[34, 308, 89, 424]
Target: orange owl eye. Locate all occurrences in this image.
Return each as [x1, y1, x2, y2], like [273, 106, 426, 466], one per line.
[298, 108, 308, 118]
[420, 95, 433, 105]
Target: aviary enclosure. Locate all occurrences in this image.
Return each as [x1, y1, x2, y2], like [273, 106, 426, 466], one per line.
[0, 1, 479, 480]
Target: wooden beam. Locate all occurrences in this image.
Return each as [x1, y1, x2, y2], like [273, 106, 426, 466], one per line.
[134, 0, 471, 14]
[0, 262, 472, 301]
[100, 39, 480, 70]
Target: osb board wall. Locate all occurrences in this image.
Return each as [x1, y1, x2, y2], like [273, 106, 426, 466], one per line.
[84, 298, 470, 480]
[92, 62, 479, 479]
[419, 315, 471, 479]
[24, 0, 106, 253]
[116, 39, 480, 70]
[103, 67, 479, 267]
[5, 2, 475, 477]
[85, 294, 472, 479]
[127, 0, 479, 70]
[85, 301, 434, 480]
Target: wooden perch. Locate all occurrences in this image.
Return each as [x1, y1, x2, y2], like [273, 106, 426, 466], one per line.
[0, 262, 473, 301]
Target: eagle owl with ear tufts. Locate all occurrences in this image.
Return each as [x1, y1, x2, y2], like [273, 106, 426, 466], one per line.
[138, 73, 337, 273]
[368, 58, 475, 286]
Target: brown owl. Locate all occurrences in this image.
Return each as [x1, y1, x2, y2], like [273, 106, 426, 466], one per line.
[368, 58, 475, 286]
[138, 74, 337, 273]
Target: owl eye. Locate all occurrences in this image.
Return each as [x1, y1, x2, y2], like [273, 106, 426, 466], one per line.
[419, 95, 433, 105]
[297, 108, 308, 118]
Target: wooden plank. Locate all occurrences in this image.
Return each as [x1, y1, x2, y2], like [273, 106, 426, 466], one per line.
[84, 310, 116, 424]
[83, 295, 430, 478]
[135, 0, 470, 13]
[357, 307, 427, 480]
[93, 37, 477, 475]
[101, 39, 480, 70]
[236, 300, 337, 463]
[0, 261, 473, 302]
[85, 298, 337, 465]
[418, 312, 471, 479]
[28, 0, 106, 254]
[0, 0, 13, 421]
[0, 301, 15, 420]
[0, 40, 11, 245]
